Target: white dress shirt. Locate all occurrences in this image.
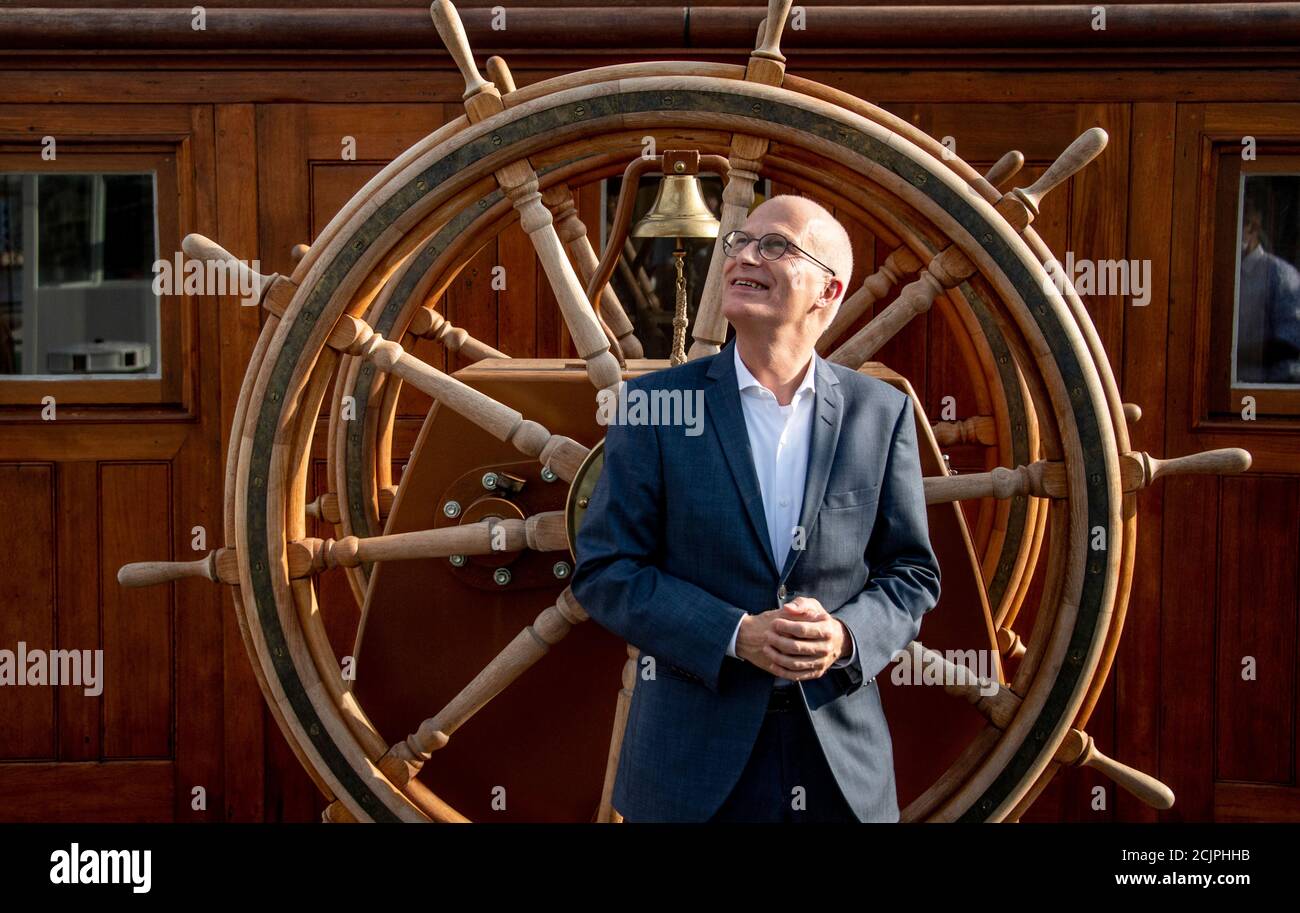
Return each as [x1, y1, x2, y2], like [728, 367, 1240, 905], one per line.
[723, 343, 857, 684]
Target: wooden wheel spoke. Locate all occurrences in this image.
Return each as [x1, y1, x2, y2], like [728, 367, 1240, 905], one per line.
[409, 307, 508, 362]
[983, 149, 1025, 191]
[116, 542, 314, 588]
[687, 0, 795, 360]
[305, 512, 568, 571]
[118, 512, 570, 588]
[545, 182, 645, 358]
[817, 246, 924, 354]
[830, 245, 972, 367]
[909, 641, 1173, 809]
[818, 155, 1019, 355]
[831, 130, 1109, 369]
[182, 233, 296, 316]
[369, 587, 589, 789]
[307, 487, 396, 525]
[430, 0, 622, 397]
[925, 447, 1251, 504]
[998, 128, 1108, 230]
[331, 315, 589, 482]
[931, 415, 996, 447]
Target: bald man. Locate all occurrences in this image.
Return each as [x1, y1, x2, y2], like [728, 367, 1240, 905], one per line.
[572, 194, 941, 823]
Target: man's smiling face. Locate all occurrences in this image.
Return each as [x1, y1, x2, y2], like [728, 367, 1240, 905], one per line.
[720, 199, 842, 337]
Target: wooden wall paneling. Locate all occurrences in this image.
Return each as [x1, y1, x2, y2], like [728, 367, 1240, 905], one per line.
[1215, 476, 1298, 786]
[5, 66, 1300, 109]
[0, 761, 173, 824]
[214, 101, 267, 822]
[1063, 101, 1133, 823]
[256, 103, 310, 283]
[305, 104, 444, 163]
[1158, 474, 1220, 821]
[1117, 100, 1178, 823]
[99, 462, 173, 759]
[1216, 782, 1300, 822]
[170, 101, 226, 822]
[923, 103, 1083, 165]
[446, 242, 500, 375]
[54, 462, 98, 763]
[1068, 103, 1132, 384]
[499, 213, 539, 360]
[253, 101, 332, 823]
[0, 464, 56, 762]
[310, 163, 385, 240]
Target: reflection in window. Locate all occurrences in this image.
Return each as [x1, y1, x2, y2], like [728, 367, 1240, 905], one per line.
[1234, 174, 1300, 386]
[0, 172, 159, 377]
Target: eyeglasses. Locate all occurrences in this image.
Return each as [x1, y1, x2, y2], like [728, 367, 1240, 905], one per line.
[722, 230, 836, 277]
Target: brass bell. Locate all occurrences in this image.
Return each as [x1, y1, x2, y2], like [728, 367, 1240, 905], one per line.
[630, 168, 720, 240]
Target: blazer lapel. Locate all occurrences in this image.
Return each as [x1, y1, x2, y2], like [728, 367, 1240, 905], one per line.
[704, 337, 779, 575]
[780, 353, 843, 582]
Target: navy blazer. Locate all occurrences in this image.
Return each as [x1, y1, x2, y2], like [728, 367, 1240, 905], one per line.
[571, 336, 941, 822]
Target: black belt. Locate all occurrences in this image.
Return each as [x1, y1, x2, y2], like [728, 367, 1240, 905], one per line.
[767, 685, 802, 713]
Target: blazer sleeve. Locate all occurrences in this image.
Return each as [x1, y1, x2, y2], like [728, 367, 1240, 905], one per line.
[570, 380, 746, 694]
[831, 394, 942, 694]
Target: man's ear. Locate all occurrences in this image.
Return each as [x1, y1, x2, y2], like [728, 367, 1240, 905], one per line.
[821, 276, 845, 310]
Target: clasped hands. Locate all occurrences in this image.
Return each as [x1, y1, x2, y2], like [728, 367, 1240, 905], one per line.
[735, 596, 850, 681]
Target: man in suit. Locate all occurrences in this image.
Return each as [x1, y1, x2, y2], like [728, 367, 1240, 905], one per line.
[571, 194, 941, 823]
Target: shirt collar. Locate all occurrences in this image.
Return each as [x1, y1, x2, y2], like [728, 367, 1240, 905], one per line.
[733, 341, 817, 403]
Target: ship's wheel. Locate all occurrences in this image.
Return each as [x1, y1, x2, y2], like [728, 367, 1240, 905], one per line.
[119, 0, 1250, 823]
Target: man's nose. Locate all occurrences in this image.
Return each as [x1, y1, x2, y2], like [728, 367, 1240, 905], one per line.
[735, 236, 764, 266]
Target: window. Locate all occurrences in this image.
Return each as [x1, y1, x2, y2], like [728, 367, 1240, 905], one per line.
[1232, 173, 1300, 387]
[0, 171, 160, 378]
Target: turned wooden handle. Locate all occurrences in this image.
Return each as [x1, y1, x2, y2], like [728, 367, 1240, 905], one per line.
[430, 0, 492, 99]
[1059, 730, 1175, 810]
[181, 233, 273, 302]
[1014, 127, 1108, 215]
[753, 0, 794, 61]
[984, 150, 1024, 190]
[486, 55, 516, 94]
[1142, 447, 1252, 485]
[117, 552, 219, 588]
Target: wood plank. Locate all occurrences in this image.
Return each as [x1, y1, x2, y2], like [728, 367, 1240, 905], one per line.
[99, 463, 173, 759]
[1158, 474, 1219, 821]
[0, 423, 188, 461]
[1068, 103, 1131, 378]
[1216, 476, 1298, 784]
[3, 67, 1300, 108]
[310, 162, 384, 241]
[445, 241, 500, 375]
[1215, 782, 1300, 823]
[3, 5, 1299, 51]
[0, 465, 56, 761]
[55, 462, 99, 762]
[173, 102, 227, 821]
[498, 209, 539, 359]
[306, 104, 443, 161]
[215, 100, 266, 824]
[0, 761, 173, 823]
[1117, 100, 1176, 823]
[256, 103, 309, 278]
